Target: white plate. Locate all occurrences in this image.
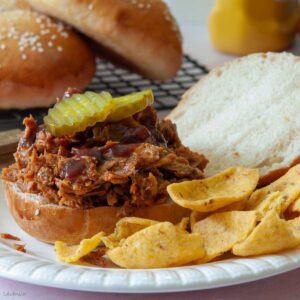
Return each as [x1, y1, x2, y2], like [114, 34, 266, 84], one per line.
[1, 182, 300, 293]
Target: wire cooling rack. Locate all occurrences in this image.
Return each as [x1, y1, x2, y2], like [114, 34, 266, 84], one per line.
[0, 55, 208, 131]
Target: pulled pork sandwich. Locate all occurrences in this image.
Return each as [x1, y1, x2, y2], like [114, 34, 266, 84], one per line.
[2, 89, 207, 244]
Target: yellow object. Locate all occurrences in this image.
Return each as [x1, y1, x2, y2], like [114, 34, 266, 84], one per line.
[44, 89, 154, 137]
[55, 232, 105, 263]
[106, 89, 154, 122]
[107, 222, 205, 269]
[209, 0, 300, 55]
[102, 217, 158, 249]
[193, 211, 258, 262]
[44, 91, 113, 137]
[246, 164, 300, 212]
[232, 210, 300, 256]
[167, 167, 259, 212]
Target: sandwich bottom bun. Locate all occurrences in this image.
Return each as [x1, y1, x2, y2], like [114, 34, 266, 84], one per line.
[0, 10, 95, 109]
[5, 182, 190, 245]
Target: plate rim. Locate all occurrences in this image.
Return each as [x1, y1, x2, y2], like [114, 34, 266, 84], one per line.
[1, 242, 300, 293]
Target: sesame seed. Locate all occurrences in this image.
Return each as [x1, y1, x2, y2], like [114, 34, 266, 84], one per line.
[41, 29, 50, 35]
[60, 32, 69, 38]
[48, 41, 53, 47]
[0, 44, 6, 50]
[88, 3, 94, 10]
[21, 54, 27, 60]
[138, 3, 144, 8]
[38, 48, 44, 53]
[57, 46, 63, 52]
[51, 34, 57, 40]
[34, 209, 40, 216]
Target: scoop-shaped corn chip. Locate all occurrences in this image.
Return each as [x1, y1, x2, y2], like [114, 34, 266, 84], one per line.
[252, 191, 286, 218]
[193, 211, 258, 262]
[102, 217, 158, 249]
[167, 167, 259, 212]
[232, 210, 300, 256]
[177, 217, 190, 230]
[287, 195, 300, 214]
[215, 200, 246, 213]
[247, 164, 300, 212]
[55, 232, 105, 263]
[107, 222, 205, 268]
[288, 216, 300, 228]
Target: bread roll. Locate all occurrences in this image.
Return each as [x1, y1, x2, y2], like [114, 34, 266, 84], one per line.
[169, 52, 300, 186]
[5, 182, 190, 245]
[26, 0, 182, 81]
[0, 10, 95, 109]
[0, 0, 30, 11]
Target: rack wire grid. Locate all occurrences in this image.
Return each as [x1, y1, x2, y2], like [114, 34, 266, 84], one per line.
[0, 55, 209, 131]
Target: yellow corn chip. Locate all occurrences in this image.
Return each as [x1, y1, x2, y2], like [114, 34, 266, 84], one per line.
[55, 232, 105, 263]
[247, 164, 300, 212]
[232, 210, 300, 256]
[190, 211, 209, 232]
[107, 222, 205, 268]
[215, 200, 246, 213]
[253, 191, 287, 218]
[167, 167, 259, 212]
[177, 217, 190, 230]
[287, 196, 300, 214]
[102, 217, 158, 249]
[193, 211, 258, 262]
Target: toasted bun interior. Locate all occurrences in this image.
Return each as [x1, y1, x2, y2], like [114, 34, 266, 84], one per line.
[5, 182, 190, 245]
[26, 0, 182, 80]
[169, 52, 300, 185]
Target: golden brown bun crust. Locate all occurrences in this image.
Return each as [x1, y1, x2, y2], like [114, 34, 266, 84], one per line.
[0, 10, 95, 109]
[5, 182, 190, 245]
[0, 0, 30, 11]
[26, 0, 182, 80]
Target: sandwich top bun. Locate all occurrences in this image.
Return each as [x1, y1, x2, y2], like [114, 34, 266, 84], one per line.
[0, 0, 30, 11]
[169, 52, 300, 186]
[26, 0, 182, 81]
[5, 182, 190, 245]
[0, 10, 95, 109]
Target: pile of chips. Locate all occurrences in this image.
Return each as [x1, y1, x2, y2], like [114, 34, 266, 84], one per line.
[55, 165, 300, 269]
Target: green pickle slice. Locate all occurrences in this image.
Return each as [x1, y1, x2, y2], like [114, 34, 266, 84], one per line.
[44, 89, 154, 137]
[106, 89, 154, 122]
[44, 91, 113, 137]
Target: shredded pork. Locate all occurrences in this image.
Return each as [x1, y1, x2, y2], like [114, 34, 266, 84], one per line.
[2, 107, 208, 209]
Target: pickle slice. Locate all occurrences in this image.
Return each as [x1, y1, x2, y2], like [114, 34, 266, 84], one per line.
[44, 91, 113, 137]
[44, 89, 155, 137]
[106, 89, 154, 122]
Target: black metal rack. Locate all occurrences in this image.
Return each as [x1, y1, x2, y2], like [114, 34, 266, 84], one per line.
[0, 55, 209, 131]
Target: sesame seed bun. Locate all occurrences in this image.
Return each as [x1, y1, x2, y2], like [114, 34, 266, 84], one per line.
[0, 0, 30, 11]
[5, 182, 190, 245]
[26, 0, 182, 81]
[0, 10, 96, 109]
